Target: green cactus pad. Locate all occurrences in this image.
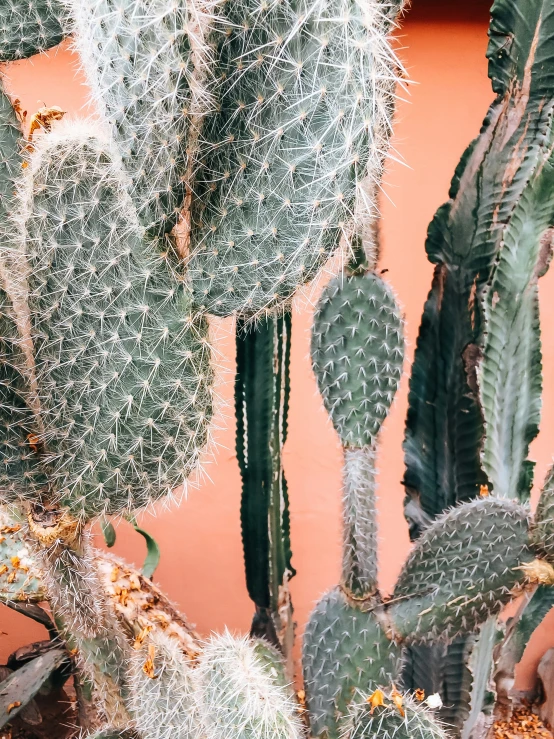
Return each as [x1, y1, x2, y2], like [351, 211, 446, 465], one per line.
[20, 123, 214, 518]
[341, 690, 448, 739]
[196, 630, 301, 739]
[531, 465, 554, 562]
[187, 0, 404, 316]
[303, 587, 401, 739]
[390, 498, 534, 644]
[311, 271, 404, 448]
[0, 0, 65, 61]
[65, 0, 212, 237]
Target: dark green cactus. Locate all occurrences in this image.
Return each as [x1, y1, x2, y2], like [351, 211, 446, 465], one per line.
[0, 0, 65, 61]
[236, 313, 295, 657]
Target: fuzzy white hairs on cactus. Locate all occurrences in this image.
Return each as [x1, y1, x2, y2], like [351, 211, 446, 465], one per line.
[63, 0, 219, 237]
[196, 630, 302, 739]
[128, 630, 203, 739]
[13, 118, 214, 518]
[187, 0, 407, 315]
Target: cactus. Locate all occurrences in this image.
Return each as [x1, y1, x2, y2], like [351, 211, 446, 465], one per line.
[186, 0, 406, 316]
[236, 313, 295, 660]
[0, 0, 66, 61]
[341, 689, 448, 739]
[17, 121, 214, 518]
[127, 630, 202, 739]
[196, 631, 302, 739]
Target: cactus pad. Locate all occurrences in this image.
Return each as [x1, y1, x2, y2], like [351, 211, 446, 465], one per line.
[303, 587, 401, 739]
[187, 0, 403, 316]
[390, 498, 534, 644]
[340, 690, 447, 739]
[19, 123, 214, 518]
[311, 271, 404, 447]
[196, 630, 301, 739]
[0, 507, 44, 601]
[0, 0, 65, 61]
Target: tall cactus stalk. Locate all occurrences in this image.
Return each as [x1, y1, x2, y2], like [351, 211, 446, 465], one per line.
[235, 312, 295, 666]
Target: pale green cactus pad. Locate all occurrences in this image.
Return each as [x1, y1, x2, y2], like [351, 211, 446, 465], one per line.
[311, 271, 404, 447]
[0, 0, 65, 61]
[0, 507, 44, 602]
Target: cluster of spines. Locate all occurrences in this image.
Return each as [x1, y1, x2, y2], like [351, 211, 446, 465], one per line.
[64, 0, 216, 237]
[0, 0, 65, 61]
[187, 0, 405, 316]
[311, 271, 404, 447]
[532, 464, 554, 562]
[14, 120, 214, 518]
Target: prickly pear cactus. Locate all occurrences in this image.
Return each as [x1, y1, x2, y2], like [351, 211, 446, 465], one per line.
[0, 0, 65, 61]
[187, 0, 406, 316]
[341, 690, 447, 739]
[303, 588, 401, 739]
[390, 498, 535, 643]
[311, 269, 404, 448]
[64, 0, 214, 238]
[0, 507, 44, 601]
[196, 631, 302, 739]
[18, 122, 214, 517]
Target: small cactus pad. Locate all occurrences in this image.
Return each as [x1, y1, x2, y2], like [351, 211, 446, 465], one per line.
[196, 631, 301, 739]
[187, 0, 403, 316]
[0, 0, 65, 61]
[340, 689, 448, 739]
[65, 0, 214, 236]
[303, 587, 402, 739]
[128, 630, 202, 739]
[390, 498, 534, 644]
[311, 271, 404, 447]
[531, 464, 554, 562]
[20, 122, 214, 518]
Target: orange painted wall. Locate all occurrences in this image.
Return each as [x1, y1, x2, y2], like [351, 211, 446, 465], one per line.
[0, 0, 552, 692]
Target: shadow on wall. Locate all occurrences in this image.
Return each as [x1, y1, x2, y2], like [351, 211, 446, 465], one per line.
[0, 0, 553, 692]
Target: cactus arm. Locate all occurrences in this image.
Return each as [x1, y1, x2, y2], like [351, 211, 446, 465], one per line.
[531, 463, 554, 560]
[0, 0, 65, 61]
[236, 313, 295, 659]
[479, 173, 554, 501]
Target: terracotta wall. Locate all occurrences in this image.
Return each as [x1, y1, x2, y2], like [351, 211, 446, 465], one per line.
[0, 0, 552, 690]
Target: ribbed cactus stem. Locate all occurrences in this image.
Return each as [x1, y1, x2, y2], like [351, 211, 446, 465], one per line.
[342, 446, 378, 597]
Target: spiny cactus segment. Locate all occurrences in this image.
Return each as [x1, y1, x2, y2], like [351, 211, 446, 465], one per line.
[196, 630, 302, 739]
[303, 587, 402, 739]
[64, 0, 215, 238]
[340, 688, 448, 739]
[390, 498, 535, 644]
[16, 122, 214, 518]
[187, 0, 405, 316]
[311, 270, 404, 448]
[0, 0, 65, 61]
[128, 629, 202, 739]
[531, 464, 554, 563]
